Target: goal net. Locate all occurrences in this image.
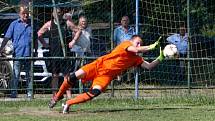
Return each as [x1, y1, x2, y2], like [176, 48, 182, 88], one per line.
[112, 0, 214, 98]
[0, 0, 214, 99]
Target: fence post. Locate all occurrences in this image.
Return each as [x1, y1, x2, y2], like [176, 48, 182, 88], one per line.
[187, 0, 191, 94]
[134, 0, 139, 100]
[110, 0, 114, 97]
[29, 1, 34, 100]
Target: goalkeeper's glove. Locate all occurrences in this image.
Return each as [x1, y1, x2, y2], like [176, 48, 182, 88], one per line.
[149, 36, 162, 50]
[156, 47, 165, 62]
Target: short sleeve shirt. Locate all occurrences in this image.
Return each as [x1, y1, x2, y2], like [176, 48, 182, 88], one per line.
[167, 33, 188, 55]
[114, 26, 135, 45]
[70, 27, 92, 53]
[5, 19, 32, 57]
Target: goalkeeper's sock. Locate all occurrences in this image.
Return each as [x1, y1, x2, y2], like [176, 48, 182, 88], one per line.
[66, 92, 93, 106]
[56, 76, 72, 99]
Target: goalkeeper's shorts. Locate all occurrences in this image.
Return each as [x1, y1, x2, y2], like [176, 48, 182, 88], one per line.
[81, 61, 113, 92]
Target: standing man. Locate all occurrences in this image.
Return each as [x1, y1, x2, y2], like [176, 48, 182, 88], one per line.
[166, 23, 188, 83]
[0, 5, 32, 98]
[68, 15, 92, 56]
[66, 15, 92, 73]
[66, 15, 92, 93]
[37, 7, 72, 98]
[114, 16, 135, 46]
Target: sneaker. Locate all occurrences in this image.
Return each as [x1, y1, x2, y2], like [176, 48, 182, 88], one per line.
[10, 91, 17, 98]
[48, 93, 64, 108]
[27, 92, 33, 99]
[62, 103, 70, 114]
[10, 94, 17, 98]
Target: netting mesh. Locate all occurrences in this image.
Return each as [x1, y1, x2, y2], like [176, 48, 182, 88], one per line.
[32, 1, 112, 94]
[137, 0, 214, 88]
[0, 0, 214, 99]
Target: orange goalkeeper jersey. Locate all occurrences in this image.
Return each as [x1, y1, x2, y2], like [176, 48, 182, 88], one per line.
[93, 40, 143, 77]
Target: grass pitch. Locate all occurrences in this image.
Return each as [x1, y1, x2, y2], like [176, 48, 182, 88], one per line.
[0, 96, 215, 121]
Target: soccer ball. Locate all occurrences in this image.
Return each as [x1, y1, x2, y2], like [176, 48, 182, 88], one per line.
[163, 44, 179, 58]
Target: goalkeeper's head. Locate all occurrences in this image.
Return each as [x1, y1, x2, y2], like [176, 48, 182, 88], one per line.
[130, 35, 143, 47]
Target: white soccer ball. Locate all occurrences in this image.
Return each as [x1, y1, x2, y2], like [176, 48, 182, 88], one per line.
[163, 44, 179, 58]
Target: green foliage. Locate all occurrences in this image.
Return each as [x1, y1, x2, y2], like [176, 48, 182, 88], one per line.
[181, 0, 215, 37]
[83, 0, 110, 23]
[201, 24, 215, 38]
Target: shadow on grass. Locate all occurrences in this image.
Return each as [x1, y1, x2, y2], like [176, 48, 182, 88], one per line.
[69, 107, 192, 113]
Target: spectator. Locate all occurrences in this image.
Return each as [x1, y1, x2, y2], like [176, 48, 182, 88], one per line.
[65, 15, 92, 73]
[166, 23, 188, 83]
[0, 5, 33, 98]
[167, 23, 188, 57]
[37, 7, 72, 98]
[66, 15, 92, 92]
[114, 16, 135, 46]
[68, 15, 92, 56]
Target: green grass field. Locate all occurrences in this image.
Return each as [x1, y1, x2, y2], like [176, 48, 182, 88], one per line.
[0, 95, 215, 121]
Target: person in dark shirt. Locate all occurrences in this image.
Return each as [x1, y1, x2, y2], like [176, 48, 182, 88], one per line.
[38, 7, 73, 99]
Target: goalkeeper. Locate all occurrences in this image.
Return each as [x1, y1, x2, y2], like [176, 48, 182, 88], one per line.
[49, 35, 164, 113]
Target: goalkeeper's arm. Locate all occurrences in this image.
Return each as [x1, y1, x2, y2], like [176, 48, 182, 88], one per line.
[140, 47, 164, 70]
[135, 36, 162, 53]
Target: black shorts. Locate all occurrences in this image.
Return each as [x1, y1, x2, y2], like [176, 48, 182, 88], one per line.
[50, 60, 71, 75]
[43, 51, 72, 75]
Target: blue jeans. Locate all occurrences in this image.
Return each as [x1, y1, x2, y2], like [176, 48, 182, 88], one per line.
[11, 60, 32, 97]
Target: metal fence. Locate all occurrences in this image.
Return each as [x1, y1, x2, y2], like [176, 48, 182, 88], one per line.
[0, 0, 214, 100]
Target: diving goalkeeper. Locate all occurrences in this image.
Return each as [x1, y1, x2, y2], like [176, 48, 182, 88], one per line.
[49, 35, 164, 113]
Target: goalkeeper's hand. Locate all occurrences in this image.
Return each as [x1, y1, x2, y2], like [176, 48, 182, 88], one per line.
[149, 36, 162, 50]
[156, 47, 165, 62]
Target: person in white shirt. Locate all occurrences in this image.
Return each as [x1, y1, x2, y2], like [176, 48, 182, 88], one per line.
[68, 16, 92, 56]
[62, 16, 92, 74]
